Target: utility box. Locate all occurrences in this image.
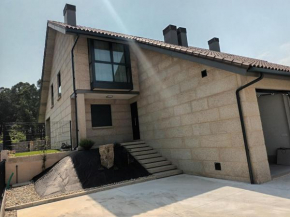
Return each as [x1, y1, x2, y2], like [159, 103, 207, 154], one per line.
[277, 148, 290, 165]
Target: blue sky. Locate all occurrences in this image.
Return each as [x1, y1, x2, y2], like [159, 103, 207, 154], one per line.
[1, 0, 290, 88]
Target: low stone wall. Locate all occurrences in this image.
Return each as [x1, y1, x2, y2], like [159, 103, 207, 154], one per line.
[5, 151, 73, 185]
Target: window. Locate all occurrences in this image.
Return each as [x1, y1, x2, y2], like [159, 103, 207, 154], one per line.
[89, 39, 133, 90]
[91, 105, 112, 127]
[57, 72, 61, 97]
[51, 84, 54, 107]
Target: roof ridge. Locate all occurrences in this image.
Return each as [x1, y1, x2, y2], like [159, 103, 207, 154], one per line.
[47, 20, 290, 73]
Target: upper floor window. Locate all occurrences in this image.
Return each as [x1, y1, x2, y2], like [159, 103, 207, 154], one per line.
[51, 84, 54, 107]
[89, 40, 133, 90]
[57, 72, 61, 98]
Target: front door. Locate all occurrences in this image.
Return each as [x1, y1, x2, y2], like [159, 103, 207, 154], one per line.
[130, 102, 140, 140]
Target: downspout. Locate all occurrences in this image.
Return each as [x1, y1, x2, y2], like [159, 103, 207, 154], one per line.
[236, 72, 264, 184]
[71, 34, 80, 149]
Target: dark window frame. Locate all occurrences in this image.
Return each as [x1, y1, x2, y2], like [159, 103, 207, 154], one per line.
[91, 104, 113, 128]
[88, 39, 133, 90]
[51, 84, 54, 108]
[57, 72, 61, 98]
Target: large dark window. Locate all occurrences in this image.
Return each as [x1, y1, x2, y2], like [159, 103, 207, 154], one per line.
[89, 39, 133, 90]
[91, 105, 112, 127]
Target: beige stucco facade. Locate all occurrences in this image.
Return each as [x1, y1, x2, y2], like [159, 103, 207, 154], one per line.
[42, 30, 290, 184]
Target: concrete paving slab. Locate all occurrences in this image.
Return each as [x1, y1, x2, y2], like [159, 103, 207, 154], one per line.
[18, 174, 290, 217]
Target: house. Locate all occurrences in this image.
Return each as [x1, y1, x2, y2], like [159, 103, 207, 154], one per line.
[38, 4, 290, 184]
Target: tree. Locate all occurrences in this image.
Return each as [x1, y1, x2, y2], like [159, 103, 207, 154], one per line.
[0, 81, 40, 124]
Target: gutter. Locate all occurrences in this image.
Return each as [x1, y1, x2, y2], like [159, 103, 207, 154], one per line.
[236, 72, 264, 184]
[71, 35, 80, 149]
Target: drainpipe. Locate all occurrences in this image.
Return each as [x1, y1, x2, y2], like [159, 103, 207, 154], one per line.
[71, 35, 80, 149]
[236, 72, 264, 184]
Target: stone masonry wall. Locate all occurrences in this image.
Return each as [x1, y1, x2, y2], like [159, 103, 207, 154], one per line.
[85, 99, 133, 146]
[132, 49, 251, 183]
[45, 32, 74, 149]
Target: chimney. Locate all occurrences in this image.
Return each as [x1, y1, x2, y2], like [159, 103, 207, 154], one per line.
[163, 25, 178, 45]
[208, 37, 220, 52]
[63, 4, 76, 26]
[177, 27, 188, 47]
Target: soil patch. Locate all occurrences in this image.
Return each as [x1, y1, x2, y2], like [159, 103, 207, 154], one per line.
[33, 144, 149, 197]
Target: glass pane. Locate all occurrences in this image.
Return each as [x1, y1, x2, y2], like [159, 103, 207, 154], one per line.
[94, 41, 111, 62]
[113, 43, 125, 63]
[95, 63, 113, 82]
[113, 65, 127, 82]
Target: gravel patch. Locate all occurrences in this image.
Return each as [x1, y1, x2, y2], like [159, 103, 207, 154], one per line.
[5, 176, 154, 210]
[5, 210, 17, 217]
[6, 184, 40, 208]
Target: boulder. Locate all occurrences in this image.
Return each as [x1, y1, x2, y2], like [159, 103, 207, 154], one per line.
[99, 144, 114, 169]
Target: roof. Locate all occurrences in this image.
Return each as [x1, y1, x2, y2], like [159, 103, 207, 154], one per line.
[48, 20, 290, 74]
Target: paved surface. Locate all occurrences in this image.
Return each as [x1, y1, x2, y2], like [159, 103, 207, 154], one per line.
[18, 174, 290, 217]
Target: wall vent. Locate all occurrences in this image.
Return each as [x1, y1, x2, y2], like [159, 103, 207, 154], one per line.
[215, 162, 221, 170]
[201, 70, 207, 78]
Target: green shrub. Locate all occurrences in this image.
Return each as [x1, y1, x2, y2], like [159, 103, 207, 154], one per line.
[80, 139, 94, 150]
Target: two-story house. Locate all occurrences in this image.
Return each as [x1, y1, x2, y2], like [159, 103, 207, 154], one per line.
[38, 4, 290, 184]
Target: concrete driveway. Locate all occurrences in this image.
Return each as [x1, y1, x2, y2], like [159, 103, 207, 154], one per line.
[18, 174, 290, 217]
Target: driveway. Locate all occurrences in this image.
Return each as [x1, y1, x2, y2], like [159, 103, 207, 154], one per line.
[18, 174, 290, 217]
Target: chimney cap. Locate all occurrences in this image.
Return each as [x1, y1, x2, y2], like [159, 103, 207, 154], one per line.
[163, 25, 177, 35]
[177, 27, 187, 33]
[208, 37, 219, 45]
[63, 4, 76, 16]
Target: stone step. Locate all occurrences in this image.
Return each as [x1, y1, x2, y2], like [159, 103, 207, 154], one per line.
[135, 153, 161, 160]
[153, 169, 183, 179]
[128, 147, 153, 152]
[121, 141, 145, 146]
[139, 157, 166, 164]
[125, 144, 149, 149]
[131, 150, 157, 156]
[148, 165, 177, 174]
[143, 161, 171, 169]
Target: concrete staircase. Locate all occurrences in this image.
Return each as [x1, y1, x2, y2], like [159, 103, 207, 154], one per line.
[120, 141, 182, 179]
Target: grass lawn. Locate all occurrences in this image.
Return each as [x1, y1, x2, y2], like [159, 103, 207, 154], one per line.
[13, 150, 60, 157]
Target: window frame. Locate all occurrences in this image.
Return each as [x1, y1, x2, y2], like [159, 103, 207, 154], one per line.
[57, 72, 61, 98]
[88, 39, 133, 90]
[91, 104, 113, 128]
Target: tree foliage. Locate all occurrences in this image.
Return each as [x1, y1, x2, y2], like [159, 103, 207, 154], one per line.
[0, 82, 40, 124]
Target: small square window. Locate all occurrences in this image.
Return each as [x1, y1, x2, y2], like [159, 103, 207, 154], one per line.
[91, 105, 112, 127]
[201, 70, 207, 78]
[215, 162, 221, 171]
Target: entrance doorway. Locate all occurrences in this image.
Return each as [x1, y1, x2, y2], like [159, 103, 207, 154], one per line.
[257, 90, 290, 178]
[130, 102, 140, 140]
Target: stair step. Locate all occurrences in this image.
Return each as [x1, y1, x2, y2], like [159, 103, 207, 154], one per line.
[125, 144, 149, 149]
[144, 161, 171, 169]
[153, 169, 183, 179]
[128, 147, 153, 152]
[121, 141, 145, 146]
[131, 150, 157, 156]
[139, 157, 166, 164]
[148, 165, 177, 174]
[135, 153, 161, 160]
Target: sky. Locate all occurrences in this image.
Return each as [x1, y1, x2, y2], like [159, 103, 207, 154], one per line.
[1, 0, 290, 88]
